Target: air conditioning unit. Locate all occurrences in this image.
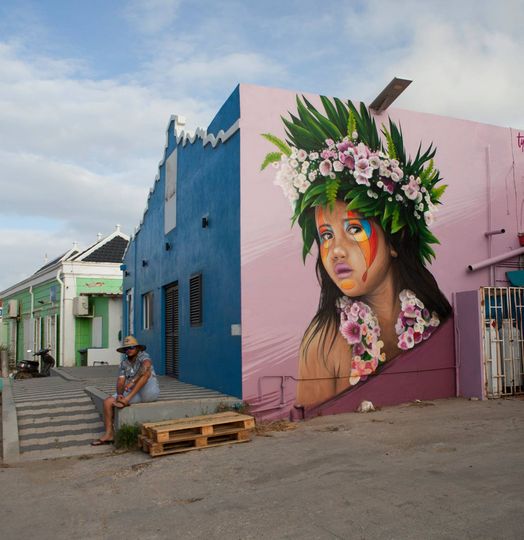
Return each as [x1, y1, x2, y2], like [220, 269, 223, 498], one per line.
[7, 299, 19, 318]
[73, 296, 89, 317]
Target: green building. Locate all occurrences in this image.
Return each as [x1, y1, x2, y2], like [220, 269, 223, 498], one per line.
[0, 227, 129, 368]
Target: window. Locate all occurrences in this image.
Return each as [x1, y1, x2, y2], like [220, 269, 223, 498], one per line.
[143, 291, 154, 330]
[189, 274, 202, 327]
[126, 288, 134, 334]
[164, 149, 177, 233]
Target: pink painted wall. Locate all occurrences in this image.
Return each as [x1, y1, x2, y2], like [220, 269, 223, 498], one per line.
[238, 83, 524, 418]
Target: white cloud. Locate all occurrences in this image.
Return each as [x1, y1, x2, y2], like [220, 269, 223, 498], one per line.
[335, 0, 524, 128]
[0, 40, 215, 291]
[123, 0, 182, 34]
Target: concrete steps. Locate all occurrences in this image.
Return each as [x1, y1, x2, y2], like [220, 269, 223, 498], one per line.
[11, 378, 109, 460]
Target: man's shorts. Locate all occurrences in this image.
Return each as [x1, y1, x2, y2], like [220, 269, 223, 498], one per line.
[113, 376, 160, 403]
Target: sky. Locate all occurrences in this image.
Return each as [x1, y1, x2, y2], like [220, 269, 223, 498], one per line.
[0, 0, 523, 292]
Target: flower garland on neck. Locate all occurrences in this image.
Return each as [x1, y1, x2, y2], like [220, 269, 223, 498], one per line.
[338, 289, 440, 385]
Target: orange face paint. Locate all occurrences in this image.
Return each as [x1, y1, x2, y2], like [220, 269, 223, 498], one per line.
[345, 210, 378, 282]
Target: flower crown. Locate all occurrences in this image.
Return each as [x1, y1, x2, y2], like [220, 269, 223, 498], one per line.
[260, 96, 447, 263]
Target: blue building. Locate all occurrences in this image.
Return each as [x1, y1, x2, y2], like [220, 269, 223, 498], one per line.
[122, 87, 242, 398]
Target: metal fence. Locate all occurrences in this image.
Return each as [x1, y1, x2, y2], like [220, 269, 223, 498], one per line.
[482, 287, 524, 397]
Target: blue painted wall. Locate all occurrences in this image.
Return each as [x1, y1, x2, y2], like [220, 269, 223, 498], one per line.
[122, 86, 242, 397]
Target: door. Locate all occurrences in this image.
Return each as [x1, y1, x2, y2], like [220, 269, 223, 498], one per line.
[165, 283, 179, 377]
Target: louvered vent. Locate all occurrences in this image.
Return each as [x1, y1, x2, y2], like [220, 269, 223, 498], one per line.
[189, 273, 202, 326]
[165, 283, 179, 377]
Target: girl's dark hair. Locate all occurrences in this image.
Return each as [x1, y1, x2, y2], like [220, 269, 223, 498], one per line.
[302, 219, 452, 365]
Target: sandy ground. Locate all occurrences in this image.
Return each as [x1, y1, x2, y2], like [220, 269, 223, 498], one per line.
[1, 397, 523, 540]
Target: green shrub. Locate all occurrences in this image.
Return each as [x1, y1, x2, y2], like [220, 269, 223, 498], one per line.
[114, 423, 141, 450]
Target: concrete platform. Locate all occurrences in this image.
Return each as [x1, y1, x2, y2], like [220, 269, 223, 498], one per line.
[2, 366, 242, 463]
[85, 382, 241, 430]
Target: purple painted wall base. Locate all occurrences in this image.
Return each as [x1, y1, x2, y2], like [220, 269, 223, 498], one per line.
[301, 317, 456, 419]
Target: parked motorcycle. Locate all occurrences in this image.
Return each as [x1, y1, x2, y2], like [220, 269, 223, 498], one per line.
[14, 348, 55, 380]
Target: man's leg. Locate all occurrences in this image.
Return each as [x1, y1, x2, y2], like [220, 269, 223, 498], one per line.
[101, 396, 117, 440]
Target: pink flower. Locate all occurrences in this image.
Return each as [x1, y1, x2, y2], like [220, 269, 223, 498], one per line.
[319, 159, 333, 176]
[337, 140, 350, 152]
[325, 138, 335, 148]
[344, 154, 355, 170]
[355, 174, 371, 186]
[340, 321, 362, 344]
[355, 158, 373, 178]
[350, 303, 361, 317]
[398, 334, 414, 350]
[355, 142, 370, 157]
[353, 342, 365, 356]
[401, 178, 420, 201]
[382, 178, 395, 194]
[333, 160, 344, 172]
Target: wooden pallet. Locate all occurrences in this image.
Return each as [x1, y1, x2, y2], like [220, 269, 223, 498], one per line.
[139, 412, 255, 457]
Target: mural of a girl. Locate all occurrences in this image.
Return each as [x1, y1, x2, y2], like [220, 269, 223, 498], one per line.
[262, 96, 452, 407]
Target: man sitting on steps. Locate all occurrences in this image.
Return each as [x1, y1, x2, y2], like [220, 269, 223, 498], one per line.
[91, 335, 160, 446]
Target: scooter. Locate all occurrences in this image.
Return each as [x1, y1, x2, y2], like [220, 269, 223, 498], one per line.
[13, 348, 55, 379]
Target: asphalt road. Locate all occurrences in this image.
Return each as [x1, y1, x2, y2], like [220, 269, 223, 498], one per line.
[1, 397, 523, 540]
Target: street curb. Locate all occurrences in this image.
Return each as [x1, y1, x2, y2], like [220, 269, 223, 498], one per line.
[2, 377, 20, 463]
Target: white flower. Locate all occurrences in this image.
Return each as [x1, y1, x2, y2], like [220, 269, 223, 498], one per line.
[290, 159, 298, 168]
[309, 152, 319, 160]
[395, 194, 403, 202]
[290, 148, 298, 159]
[297, 149, 308, 162]
[308, 171, 317, 181]
[352, 131, 358, 140]
[368, 155, 381, 169]
[377, 181, 384, 188]
[424, 211, 435, 226]
[319, 159, 332, 176]
[333, 160, 345, 172]
[390, 159, 399, 167]
[390, 171, 400, 182]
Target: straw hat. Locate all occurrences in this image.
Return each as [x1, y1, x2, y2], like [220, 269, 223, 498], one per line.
[117, 335, 146, 353]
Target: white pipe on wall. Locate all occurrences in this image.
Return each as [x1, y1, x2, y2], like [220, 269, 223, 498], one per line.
[468, 246, 524, 272]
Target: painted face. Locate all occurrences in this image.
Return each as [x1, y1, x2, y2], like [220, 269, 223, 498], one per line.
[315, 201, 393, 297]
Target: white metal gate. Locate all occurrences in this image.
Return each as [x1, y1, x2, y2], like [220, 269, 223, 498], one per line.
[481, 287, 524, 397]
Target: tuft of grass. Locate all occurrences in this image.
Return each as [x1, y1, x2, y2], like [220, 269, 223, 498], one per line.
[114, 423, 141, 450]
[215, 400, 251, 415]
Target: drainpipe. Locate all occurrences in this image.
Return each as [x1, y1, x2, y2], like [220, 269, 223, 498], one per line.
[29, 286, 34, 352]
[485, 146, 494, 285]
[56, 269, 65, 367]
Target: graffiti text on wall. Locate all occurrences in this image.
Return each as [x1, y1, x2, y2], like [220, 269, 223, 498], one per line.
[518, 132, 524, 152]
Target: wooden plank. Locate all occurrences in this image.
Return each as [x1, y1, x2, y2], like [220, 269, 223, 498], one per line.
[153, 418, 254, 443]
[142, 412, 255, 443]
[140, 429, 251, 457]
[142, 411, 253, 431]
